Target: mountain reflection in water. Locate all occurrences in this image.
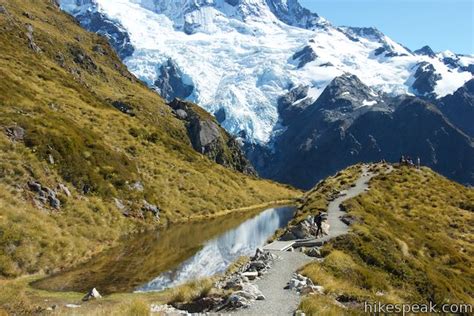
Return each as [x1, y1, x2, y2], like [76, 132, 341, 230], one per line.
[32, 206, 295, 294]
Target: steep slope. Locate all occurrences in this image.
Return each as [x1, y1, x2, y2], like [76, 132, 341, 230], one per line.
[298, 165, 474, 314]
[0, 0, 297, 277]
[437, 79, 474, 137]
[259, 74, 474, 189]
[169, 98, 256, 175]
[58, 0, 473, 144]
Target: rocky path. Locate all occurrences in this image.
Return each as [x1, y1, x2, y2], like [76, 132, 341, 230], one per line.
[232, 165, 379, 315]
[232, 251, 311, 316]
[318, 165, 375, 241]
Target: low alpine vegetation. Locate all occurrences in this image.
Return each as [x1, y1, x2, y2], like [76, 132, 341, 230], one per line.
[299, 165, 474, 314]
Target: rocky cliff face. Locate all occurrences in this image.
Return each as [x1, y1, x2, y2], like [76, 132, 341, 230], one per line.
[253, 75, 474, 189]
[169, 99, 256, 175]
[437, 79, 474, 137]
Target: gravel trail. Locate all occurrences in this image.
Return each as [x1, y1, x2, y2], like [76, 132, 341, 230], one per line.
[231, 165, 380, 315]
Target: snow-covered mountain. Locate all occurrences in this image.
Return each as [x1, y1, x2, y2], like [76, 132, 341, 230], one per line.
[60, 0, 473, 145]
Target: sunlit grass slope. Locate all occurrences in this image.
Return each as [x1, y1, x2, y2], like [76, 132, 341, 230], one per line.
[0, 0, 298, 278]
[299, 165, 474, 315]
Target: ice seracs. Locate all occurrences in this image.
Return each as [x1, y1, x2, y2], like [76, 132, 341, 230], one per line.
[59, 0, 474, 144]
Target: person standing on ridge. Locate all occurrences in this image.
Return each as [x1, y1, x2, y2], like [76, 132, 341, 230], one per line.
[315, 212, 324, 238]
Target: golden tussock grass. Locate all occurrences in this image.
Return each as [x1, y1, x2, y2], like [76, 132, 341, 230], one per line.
[299, 165, 474, 314]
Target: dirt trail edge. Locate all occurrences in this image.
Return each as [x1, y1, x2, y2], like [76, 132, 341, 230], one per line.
[233, 165, 380, 316]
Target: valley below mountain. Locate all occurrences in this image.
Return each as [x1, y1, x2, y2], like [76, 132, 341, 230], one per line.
[60, 0, 474, 189]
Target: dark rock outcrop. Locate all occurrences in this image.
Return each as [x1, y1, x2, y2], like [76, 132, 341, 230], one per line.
[460, 64, 474, 75]
[277, 85, 312, 123]
[26, 24, 41, 53]
[250, 74, 474, 189]
[266, 0, 326, 29]
[374, 45, 408, 58]
[111, 100, 135, 116]
[28, 181, 61, 209]
[169, 99, 256, 175]
[70, 10, 134, 59]
[341, 27, 410, 57]
[154, 59, 194, 102]
[437, 79, 474, 137]
[414, 45, 436, 57]
[4, 126, 25, 141]
[292, 45, 317, 68]
[412, 62, 441, 98]
[69, 44, 99, 73]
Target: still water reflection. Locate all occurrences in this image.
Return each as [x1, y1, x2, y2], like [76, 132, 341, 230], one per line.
[33, 206, 295, 294]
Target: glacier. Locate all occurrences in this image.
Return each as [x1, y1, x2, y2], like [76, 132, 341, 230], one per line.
[59, 0, 473, 144]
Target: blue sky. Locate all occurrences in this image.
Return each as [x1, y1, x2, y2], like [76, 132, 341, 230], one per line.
[299, 0, 474, 55]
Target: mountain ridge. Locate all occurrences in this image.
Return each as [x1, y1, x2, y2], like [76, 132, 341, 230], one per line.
[255, 75, 474, 189]
[59, 0, 473, 144]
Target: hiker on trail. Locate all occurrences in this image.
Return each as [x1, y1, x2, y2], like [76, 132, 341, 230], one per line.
[416, 157, 421, 169]
[399, 155, 406, 165]
[315, 212, 324, 238]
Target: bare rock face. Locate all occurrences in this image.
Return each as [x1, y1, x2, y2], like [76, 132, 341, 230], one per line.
[82, 288, 102, 301]
[412, 62, 441, 98]
[28, 181, 61, 209]
[169, 99, 256, 175]
[292, 45, 317, 68]
[111, 100, 135, 116]
[154, 59, 194, 102]
[437, 79, 474, 137]
[26, 24, 41, 53]
[63, 6, 134, 60]
[252, 74, 474, 189]
[4, 126, 25, 141]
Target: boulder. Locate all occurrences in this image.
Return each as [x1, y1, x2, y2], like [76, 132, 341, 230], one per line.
[175, 109, 188, 120]
[5, 126, 25, 141]
[241, 271, 258, 280]
[28, 181, 42, 193]
[48, 194, 61, 209]
[58, 183, 71, 197]
[26, 24, 41, 53]
[340, 214, 357, 226]
[223, 276, 244, 290]
[290, 223, 312, 239]
[111, 100, 135, 116]
[226, 294, 251, 309]
[242, 283, 265, 300]
[305, 247, 321, 258]
[142, 200, 160, 218]
[129, 181, 144, 192]
[151, 304, 190, 315]
[82, 288, 102, 301]
[249, 260, 266, 271]
[28, 181, 60, 209]
[232, 283, 265, 301]
[280, 231, 297, 241]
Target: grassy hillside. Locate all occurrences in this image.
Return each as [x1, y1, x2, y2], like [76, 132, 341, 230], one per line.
[0, 0, 298, 278]
[299, 165, 474, 315]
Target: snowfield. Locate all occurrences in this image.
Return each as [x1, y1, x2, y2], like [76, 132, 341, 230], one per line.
[60, 0, 473, 144]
